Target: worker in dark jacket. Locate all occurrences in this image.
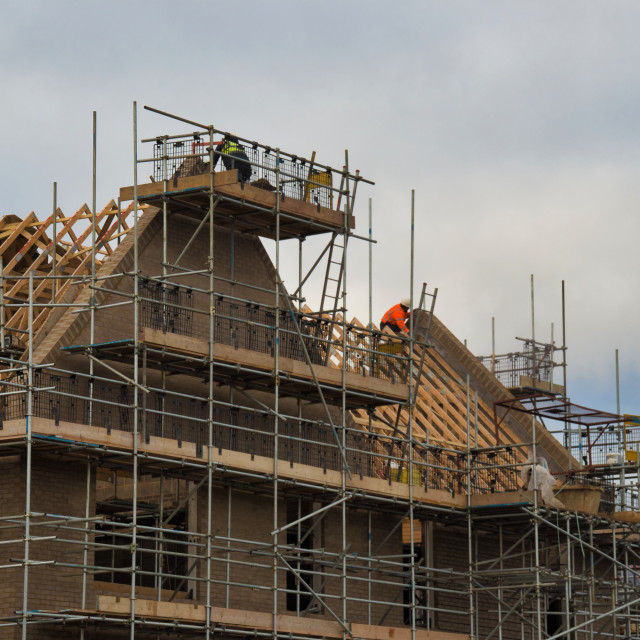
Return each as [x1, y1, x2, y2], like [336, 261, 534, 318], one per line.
[213, 134, 252, 182]
[380, 298, 411, 335]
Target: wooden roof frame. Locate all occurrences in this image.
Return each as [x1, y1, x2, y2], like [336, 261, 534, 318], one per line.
[0, 201, 137, 351]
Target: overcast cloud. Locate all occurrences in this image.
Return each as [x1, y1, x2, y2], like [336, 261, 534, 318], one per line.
[1, 0, 639, 417]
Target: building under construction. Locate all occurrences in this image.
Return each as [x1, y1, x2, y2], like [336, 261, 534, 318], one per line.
[0, 105, 639, 640]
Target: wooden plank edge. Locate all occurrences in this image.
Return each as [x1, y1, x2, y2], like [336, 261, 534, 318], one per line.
[93, 596, 468, 640]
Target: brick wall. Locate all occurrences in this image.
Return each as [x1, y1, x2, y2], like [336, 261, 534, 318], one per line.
[433, 525, 556, 640]
[32, 209, 279, 371]
[0, 456, 24, 639]
[195, 487, 280, 612]
[193, 487, 404, 627]
[0, 452, 93, 639]
[65, 216, 279, 352]
[0, 440, 617, 640]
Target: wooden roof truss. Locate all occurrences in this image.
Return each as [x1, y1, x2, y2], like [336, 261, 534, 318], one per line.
[0, 201, 137, 352]
[325, 318, 531, 492]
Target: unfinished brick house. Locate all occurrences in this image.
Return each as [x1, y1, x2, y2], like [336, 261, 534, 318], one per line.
[1, 106, 639, 639]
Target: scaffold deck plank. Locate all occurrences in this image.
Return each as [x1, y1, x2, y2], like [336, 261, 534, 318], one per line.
[141, 327, 410, 407]
[0, 417, 467, 509]
[470, 490, 534, 507]
[92, 596, 469, 640]
[119, 170, 355, 239]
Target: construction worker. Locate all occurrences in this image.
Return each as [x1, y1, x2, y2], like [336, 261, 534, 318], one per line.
[213, 134, 252, 182]
[380, 298, 411, 336]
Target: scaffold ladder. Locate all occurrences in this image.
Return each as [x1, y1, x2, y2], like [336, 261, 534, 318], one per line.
[319, 232, 345, 317]
[390, 284, 438, 478]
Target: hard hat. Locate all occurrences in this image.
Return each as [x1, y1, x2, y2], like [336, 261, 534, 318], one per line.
[400, 297, 411, 308]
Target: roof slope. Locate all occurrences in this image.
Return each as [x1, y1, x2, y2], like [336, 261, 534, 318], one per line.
[344, 311, 573, 475]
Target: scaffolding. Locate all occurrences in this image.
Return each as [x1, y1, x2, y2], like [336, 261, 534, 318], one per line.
[0, 105, 639, 640]
[478, 337, 564, 396]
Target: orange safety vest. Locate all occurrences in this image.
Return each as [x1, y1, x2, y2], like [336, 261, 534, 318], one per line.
[380, 303, 410, 333]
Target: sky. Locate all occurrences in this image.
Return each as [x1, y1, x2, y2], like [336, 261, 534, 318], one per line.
[1, 0, 639, 419]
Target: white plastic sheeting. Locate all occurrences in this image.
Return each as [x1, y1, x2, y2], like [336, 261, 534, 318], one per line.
[520, 456, 565, 509]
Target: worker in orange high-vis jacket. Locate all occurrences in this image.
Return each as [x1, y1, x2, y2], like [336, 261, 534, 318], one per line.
[380, 297, 411, 336]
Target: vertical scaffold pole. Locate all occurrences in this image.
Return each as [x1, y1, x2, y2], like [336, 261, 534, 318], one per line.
[565, 515, 572, 638]
[21, 270, 34, 640]
[341, 152, 351, 634]
[162, 135, 168, 334]
[466, 373, 472, 505]
[367, 510, 372, 625]
[612, 521, 618, 638]
[491, 316, 495, 374]
[225, 487, 232, 608]
[52, 181, 57, 302]
[408, 189, 416, 640]
[80, 460, 91, 635]
[562, 280, 570, 468]
[206, 124, 216, 640]
[498, 523, 504, 640]
[466, 349, 475, 640]
[368, 198, 372, 330]
[341, 222, 348, 630]
[88, 111, 97, 427]
[272, 147, 282, 640]
[588, 519, 595, 640]
[298, 236, 304, 305]
[530, 274, 543, 640]
[616, 349, 626, 507]
[157, 474, 164, 600]
[81, 114, 95, 632]
[130, 100, 140, 640]
[550, 322, 555, 388]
